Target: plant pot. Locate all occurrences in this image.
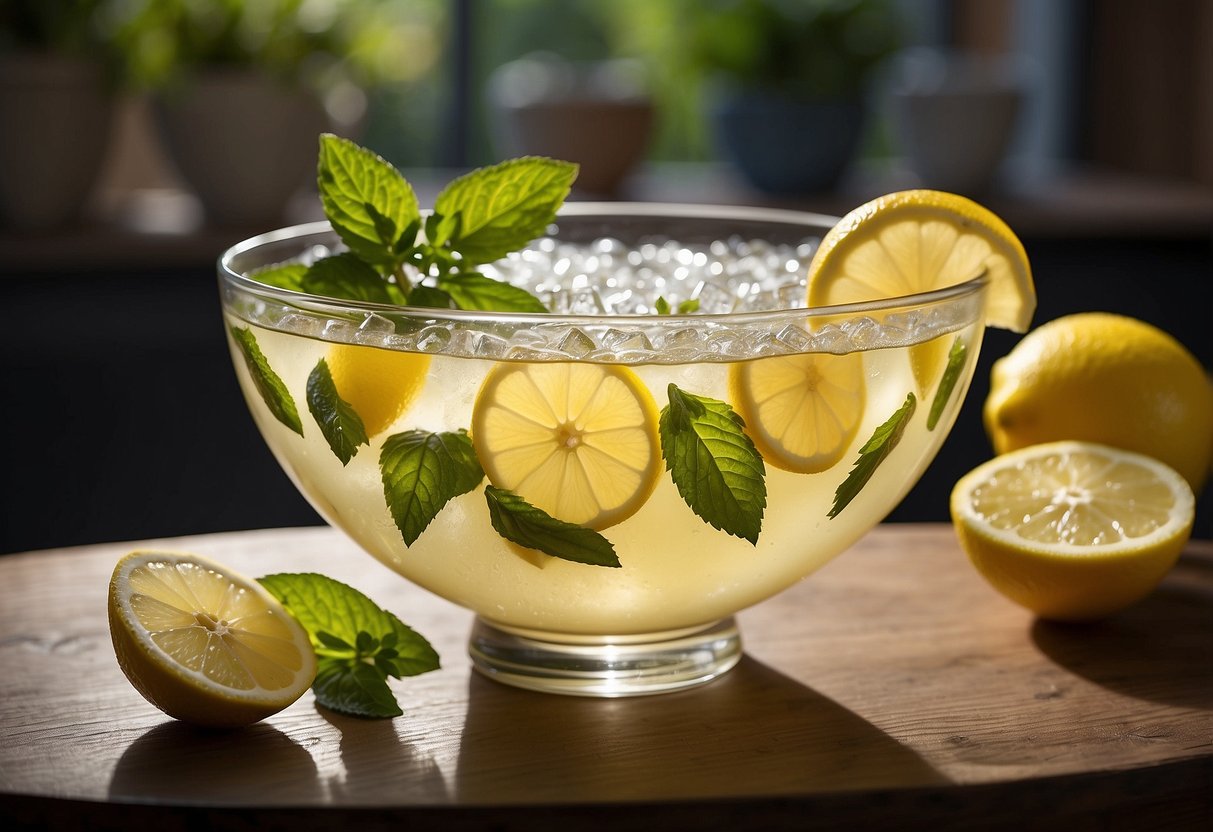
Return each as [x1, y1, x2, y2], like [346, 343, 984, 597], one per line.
[0, 53, 114, 230]
[710, 90, 865, 195]
[488, 56, 654, 196]
[153, 70, 330, 228]
[888, 49, 1027, 194]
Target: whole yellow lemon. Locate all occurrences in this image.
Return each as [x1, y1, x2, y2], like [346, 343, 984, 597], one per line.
[984, 312, 1213, 494]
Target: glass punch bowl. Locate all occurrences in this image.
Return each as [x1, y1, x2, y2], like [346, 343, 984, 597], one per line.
[219, 204, 988, 697]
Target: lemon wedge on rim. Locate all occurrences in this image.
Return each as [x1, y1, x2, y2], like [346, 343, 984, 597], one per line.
[109, 551, 317, 727]
[807, 189, 1035, 332]
[326, 343, 431, 437]
[806, 189, 1035, 396]
[471, 362, 661, 530]
[950, 441, 1194, 621]
[729, 352, 865, 473]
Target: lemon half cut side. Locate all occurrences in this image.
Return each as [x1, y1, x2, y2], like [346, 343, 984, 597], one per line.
[109, 551, 317, 727]
[950, 441, 1195, 621]
[471, 362, 661, 531]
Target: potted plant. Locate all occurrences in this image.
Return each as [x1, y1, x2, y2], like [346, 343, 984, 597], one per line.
[115, 0, 393, 227]
[0, 0, 117, 230]
[688, 0, 901, 195]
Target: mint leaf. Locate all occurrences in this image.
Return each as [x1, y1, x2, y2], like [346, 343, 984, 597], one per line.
[829, 392, 917, 519]
[250, 262, 308, 291]
[228, 326, 303, 436]
[313, 660, 401, 718]
[300, 253, 393, 304]
[678, 298, 700, 314]
[258, 572, 439, 718]
[436, 272, 548, 313]
[484, 486, 620, 567]
[407, 284, 458, 309]
[927, 337, 967, 430]
[655, 296, 671, 315]
[660, 384, 767, 544]
[317, 133, 420, 267]
[306, 358, 369, 464]
[434, 157, 577, 265]
[380, 429, 484, 546]
[425, 211, 462, 248]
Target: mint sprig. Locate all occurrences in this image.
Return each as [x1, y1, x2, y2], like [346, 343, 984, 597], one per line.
[380, 429, 484, 546]
[436, 272, 548, 313]
[229, 326, 303, 436]
[659, 384, 767, 544]
[250, 262, 308, 292]
[829, 392, 917, 519]
[291, 134, 577, 313]
[484, 486, 620, 567]
[299, 252, 396, 304]
[258, 572, 439, 719]
[432, 156, 578, 265]
[306, 358, 369, 465]
[927, 337, 967, 430]
[318, 134, 420, 269]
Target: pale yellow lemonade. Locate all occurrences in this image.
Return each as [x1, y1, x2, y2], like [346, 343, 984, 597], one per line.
[225, 315, 984, 637]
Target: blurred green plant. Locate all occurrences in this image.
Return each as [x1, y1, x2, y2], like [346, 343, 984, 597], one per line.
[104, 0, 444, 94]
[684, 0, 902, 98]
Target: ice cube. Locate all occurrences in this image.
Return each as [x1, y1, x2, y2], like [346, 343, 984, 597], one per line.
[416, 324, 452, 353]
[355, 313, 395, 341]
[601, 328, 654, 353]
[558, 327, 597, 357]
[473, 332, 509, 358]
[695, 282, 737, 314]
[776, 323, 814, 351]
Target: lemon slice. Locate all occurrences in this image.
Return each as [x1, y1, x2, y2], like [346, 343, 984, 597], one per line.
[807, 189, 1036, 394]
[327, 343, 431, 437]
[471, 362, 661, 530]
[950, 441, 1195, 621]
[729, 352, 865, 473]
[109, 551, 317, 727]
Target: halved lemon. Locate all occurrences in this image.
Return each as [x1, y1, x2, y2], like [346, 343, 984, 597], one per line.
[807, 189, 1036, 394]
[471, 362, 661, 530]
[950, 441, 1195, 621]
[327, 343, 431, 437]
[729, 352, 865, 473]
[109, 551, 317, 727]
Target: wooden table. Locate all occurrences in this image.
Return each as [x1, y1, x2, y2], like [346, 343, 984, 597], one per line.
[2, 525, 1210, 831]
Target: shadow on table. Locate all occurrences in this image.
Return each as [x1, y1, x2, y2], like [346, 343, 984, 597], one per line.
[318, 706, 450, 803]
[1030, 549, 1213, 710]
[109, 720, 319, 803]
[454, 655, 946, 805]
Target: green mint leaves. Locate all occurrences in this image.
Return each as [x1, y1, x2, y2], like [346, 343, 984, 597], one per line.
[432, 157, 579, 264]
[829, 392, 917, 519]
[295, 134, 577, 311]
[306, 358, 369, 465]
[229, 326, 303, 436]
[380, 430, 484, 546]
[660, 384, 767, 544]
[258, 572, 439, 719]
[927, 337, 967, 430]
[318, 134, 420, 269]
[484, 486, 620, 567]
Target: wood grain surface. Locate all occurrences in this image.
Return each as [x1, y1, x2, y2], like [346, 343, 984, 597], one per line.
[1, 525, 1210, 831]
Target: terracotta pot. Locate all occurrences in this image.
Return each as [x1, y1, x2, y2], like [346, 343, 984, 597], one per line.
[153, 70, 330, 228]
[0, 53, 114, 230]
[488, 57, 654, 196]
